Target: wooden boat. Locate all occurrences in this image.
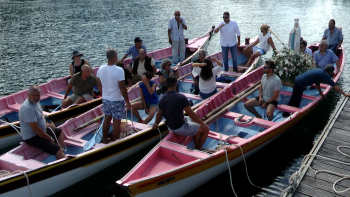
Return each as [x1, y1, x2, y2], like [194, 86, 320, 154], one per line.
[0, 27, 216, 150]
[116, 45, 345, 197]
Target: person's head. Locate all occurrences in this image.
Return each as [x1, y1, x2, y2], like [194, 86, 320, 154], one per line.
[116, 60, 125, 68]
[72, 50, 83, 60]
[138, 48, 146, 60]
[28, 85, 41, 103]
[174, 11, 181, 20]
[329, 19, 336, 29]
[300, 40, 308, 51]
[142, 71, 153, 80]
[260, 24, 269, 33]
[81, 64, 91, 77]
[165, 76, 178, 90]
[223, 11, 230, 23]
[200, 58, 214, 81]
[319, 40, 329, 51]
[263, 60, 275, 74]
[134, 37, 143, 48]
[324, 64, 335, 78]
[198, 49, 207, 62]
[161, 58, 173, 70]
[106, 49, 118, 63]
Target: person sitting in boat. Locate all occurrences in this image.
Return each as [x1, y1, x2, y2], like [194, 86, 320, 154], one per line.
[191, 49, 206, 95]
[192, 57, 223, 99]
[69, 50, 92, 78]
[131, 71, 159, 124]
[300, 40, 313, 57]
[121, 37, 147, 70]
[282, 64, 350, 117]
[152, 76, 209, 150]
[157, 58, 179, 95]
[243, 24, 277, 68]
[322, 19, 343, 53]
[130, 48, 157, 84]
[19, 85, 65, 160]
[62, 64, 98, 108]
[244, 60, 282, 121]
[116, 60, 133, 88]
[313, 40, 340, 71]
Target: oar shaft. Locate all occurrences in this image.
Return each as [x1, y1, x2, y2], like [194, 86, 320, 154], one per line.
[74, 114, 104, 131]
[269, 28, 285, 45]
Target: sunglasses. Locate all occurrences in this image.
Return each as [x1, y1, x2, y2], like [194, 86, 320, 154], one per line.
[166, 63, 172, 66]
[263, 66, 269, 69]
[223, 16, 228, 18]
[199, 53, 205, 56]
[175, 14, 180, 16]
[320, 44, 325, 46]
[75, 55, 82, 57]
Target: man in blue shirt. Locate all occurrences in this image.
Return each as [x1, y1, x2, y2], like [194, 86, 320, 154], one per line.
[282, 65, 350, 117]
[121, 37, 147, 69]
[168, 10, 187, 63]
[322, 19, 343, 53]
[313, 40, 339, 71]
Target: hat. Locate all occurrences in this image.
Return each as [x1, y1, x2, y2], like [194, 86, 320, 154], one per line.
[134, 37, 143, 43]
[260, 24, 269, 30]
[324, 64, 335, 77]
[72, 50, 83, 59]
[160, 58, 173, 70]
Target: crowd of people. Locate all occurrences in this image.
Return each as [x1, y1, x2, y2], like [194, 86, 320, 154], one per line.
[18, 11, 348, 159]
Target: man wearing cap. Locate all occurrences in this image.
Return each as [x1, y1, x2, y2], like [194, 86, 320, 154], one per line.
[214, 11, 241, 72]
[243, 24, 277, 68]
[121, 37, 147, 69]
[322, 19, 343, 53]
[313, 40, 340, 71]
[130, 48, 157, 83]
[282, 64, 350, 117]
[168, 10, 187, 63]
[69, 50, 92, 78]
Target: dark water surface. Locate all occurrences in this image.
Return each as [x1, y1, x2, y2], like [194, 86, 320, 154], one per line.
[1, 0, 350, 196]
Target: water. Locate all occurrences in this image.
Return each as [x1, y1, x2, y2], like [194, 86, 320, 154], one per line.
[1, 0, 349, 196]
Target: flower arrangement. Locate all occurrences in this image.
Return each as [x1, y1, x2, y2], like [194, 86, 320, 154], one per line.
[271, 47, 315, 84]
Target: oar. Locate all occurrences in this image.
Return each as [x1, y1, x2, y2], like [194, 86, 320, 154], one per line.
[269, 28, 285, 46]
[83, 115, 105, 151]
[74, 114, 104, 131]
[204, 83, 261, 125]
[202, 80, 261, 120]
[52, 104, 62, 112]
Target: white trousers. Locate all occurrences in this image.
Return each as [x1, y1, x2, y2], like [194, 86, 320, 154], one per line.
[172, 39, 186, 63]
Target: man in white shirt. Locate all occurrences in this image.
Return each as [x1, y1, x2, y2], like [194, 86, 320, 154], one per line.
[97, 49, 131, 143]
[168, 10, 187, 63]
[214, 11, 241, 72]
[243, 24, 277, 68]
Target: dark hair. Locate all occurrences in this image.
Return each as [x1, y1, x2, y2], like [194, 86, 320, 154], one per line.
[106, 49, 117, 60]
[223, 11, 230, 16]
[265, 60, 275, 70]
[143, 71, 153, 79]
[200, 58, 214, 81]
[300, 40, 307, 47]
[165, 76, 177, 88]
[116, 60, 124, 68]
[330, 19, 335, 25]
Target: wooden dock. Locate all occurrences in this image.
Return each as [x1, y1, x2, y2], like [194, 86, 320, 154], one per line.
[282, 95, 350, 197]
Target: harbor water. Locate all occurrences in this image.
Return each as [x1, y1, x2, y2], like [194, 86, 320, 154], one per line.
[0, 0, 349, 196]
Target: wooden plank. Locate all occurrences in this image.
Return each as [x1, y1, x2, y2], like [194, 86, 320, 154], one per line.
[295, 182, 344, 197]
[331, 128, 350, 138]
[327, 132, 350, 144]
[333, 122, 350, 132]
[298, 175, 350, 196]
[293, 192, 311, 197]
[306, 160, 350, 185]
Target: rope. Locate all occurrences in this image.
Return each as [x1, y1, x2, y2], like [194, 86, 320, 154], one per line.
[23, 171, 33, 197]
[157, 128, 162, 141]
[0, 120, 22, 136]
[48, 127, 67, 152]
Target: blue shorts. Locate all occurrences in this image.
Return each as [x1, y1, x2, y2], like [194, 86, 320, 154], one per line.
[102, 99, 125, 120]
[168, 119, 200, 137]
[145, 102, 159, 110]
[252, 46, 266, 55]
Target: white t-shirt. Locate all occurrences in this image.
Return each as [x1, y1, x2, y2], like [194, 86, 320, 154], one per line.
[97, 65, 125, 101]
[257, 32, 272, 52]
[192, 66, 222, 93]
[133, 58, 155, 76]
[215, 20, 241, 47]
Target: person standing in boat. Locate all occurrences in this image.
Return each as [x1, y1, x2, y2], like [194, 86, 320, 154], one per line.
[97, 49, 131, 143]
[61, 64, 98, 108]
[282, 64, 350, 117]
[152, 76, 209, 150]
[157, 58, 179, 95]
[131, 71, 159, 124]
[69, 50, 92, 78]
[214, 11, 240, 72]
[121, 37, 147, 70]
[130, 48, 157, 84]
[300, 40, 313, 57]
[168, 10, 187, 63]
[19, 85, 65, 160]
[322, 19, 343, 53]
[243, 24, 277, 68]
[244, 60, 282, 121]
[313, 40, 340, 71]
[192, 57, 223, 99]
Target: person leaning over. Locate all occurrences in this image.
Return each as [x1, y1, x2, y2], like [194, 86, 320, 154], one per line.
[152, 76, 209, 150]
